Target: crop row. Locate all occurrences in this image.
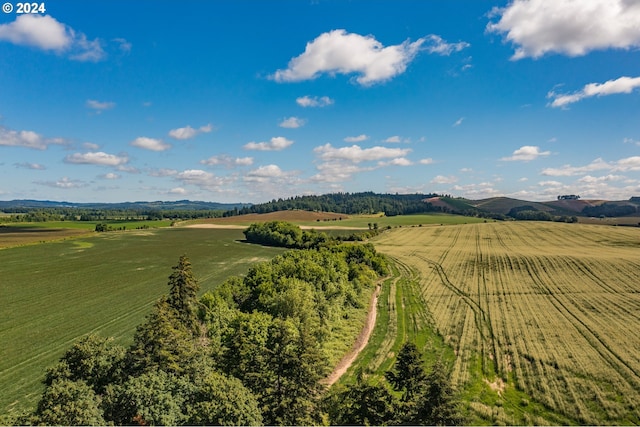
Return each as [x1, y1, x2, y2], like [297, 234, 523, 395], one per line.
[375, 222, 640, 424]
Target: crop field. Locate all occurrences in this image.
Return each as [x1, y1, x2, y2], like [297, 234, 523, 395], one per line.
[0, 228, 284, 415]
[189, 210, 487, 228]
[0, 220, 173, 249]
[373, 222, 640, 425]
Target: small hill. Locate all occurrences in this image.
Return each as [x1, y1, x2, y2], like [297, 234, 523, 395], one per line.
[544, 199, 606, 213]
[471, 197, 555, 215]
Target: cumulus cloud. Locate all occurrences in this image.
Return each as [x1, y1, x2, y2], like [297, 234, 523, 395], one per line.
[548, 76, 640, 108]
[541, 156, 640, 176]
[487, 0, 640, 59]
[168, 187, 187, 195]
[244, 164, 291, 182]
[500, 145, 550, 161]
[168, 124, 213, 140]
[314, 143, 410, 163]
[243, 136, 294, 151]
[148, 168, 178, 177]
[100, 172, 121, 180]
[384, 136, 402, 143]
[14, 162, 46, 170]
[0, 126, 67, 150]
[273, 29, 430, 85]
[296, 95, 334, 107]
[35, 176, 87, 189]
[86, 99, 115, 111]
[431, 175, 458, 184]
[0, 14, 105, 61]
[420, 158, 435, 165]
[378, 158, 413, 167]
[279, 117, 306, 128]
[200, 154, 254, 167]
[344, 134, 369, 143]
[64, 151, 129, 166]
[130, 137, 171, 152]
[311, 143, 413, 183]
[174, 169, 230, 191]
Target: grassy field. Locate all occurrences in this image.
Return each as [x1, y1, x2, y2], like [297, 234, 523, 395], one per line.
[187, 210, 487, 228]
[0, 220, 173, 249]
[0, 227, 285, 416]
[369, 222, 640, 424]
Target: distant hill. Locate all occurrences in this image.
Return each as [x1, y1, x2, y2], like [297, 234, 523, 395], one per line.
[0, 199, 249, 211]
[2, 193, 639, 219]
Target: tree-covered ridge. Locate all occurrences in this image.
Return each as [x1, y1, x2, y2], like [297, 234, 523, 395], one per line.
[225, 191, 441, 217]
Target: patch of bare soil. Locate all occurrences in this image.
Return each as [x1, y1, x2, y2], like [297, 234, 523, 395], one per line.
[321, 284, 382, 386]
[484, 377, 506, 396]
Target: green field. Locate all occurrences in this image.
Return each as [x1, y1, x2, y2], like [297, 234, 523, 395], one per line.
[365, 222, 640, 424]
[0, 228, 285, 415]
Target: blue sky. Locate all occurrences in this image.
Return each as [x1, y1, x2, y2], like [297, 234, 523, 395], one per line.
[1, 0, 639, 203]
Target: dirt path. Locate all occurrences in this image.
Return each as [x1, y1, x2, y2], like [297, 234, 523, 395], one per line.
[321, 283, 382, 386]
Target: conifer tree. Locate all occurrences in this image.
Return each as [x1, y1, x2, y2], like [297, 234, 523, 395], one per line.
[167, 255, 200, 334]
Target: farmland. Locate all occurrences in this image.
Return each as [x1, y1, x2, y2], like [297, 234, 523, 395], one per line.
[0, 227, 285, 415]
[372, 222, 640, 424]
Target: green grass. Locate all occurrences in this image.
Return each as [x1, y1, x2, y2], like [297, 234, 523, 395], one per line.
[298, 213, 488, 228]
[0, 228, 285, 416]
[5, 219, 174, 230]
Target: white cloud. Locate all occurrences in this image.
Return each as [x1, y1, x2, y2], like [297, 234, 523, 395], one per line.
[624, 137, 640, 146]
[296, 95, 334, 107]
[14, 162, 46, 170]
[314, 143, 411, 163]
[344, 134, 369, 143]
[101, 172, 120, 180]
[86, 99, 115, 111]
[541, 156, 640, 176]
[379, 158, 413, 167]
[384, 136, 402, 143]
[148, 168, 178, 177]
[500, 145, 550, 161]
[245, 164, 288, 182]
[0, 14, 105, 61]
[487, 0, 640, 59]
[541, 158, 612, 176]
[420, 158, 435, 165]
[273, 29, 427, 85]
[168, 187, 187, 195]
[131, 137, 171, 152]
[453, 117, 464, 127]
[35, 176, 87, 189]
[112, 37, 131, 53]
[64, 151, 129, 166]
[201, 154, 254, 167]
[451, 182, 503, 199]
[168, 124, 213, 140]
[279, 117, 306, 128]
[243, 136, 293, 151]
[83, 142, 100, 151]
[175, 169, 230, 191]
[431, 175, 458, 184]
[0, 127, 46, 150]
[548, 76, 640, 108]
[424, 34, 470, 55]
[578, 174, 624, 183]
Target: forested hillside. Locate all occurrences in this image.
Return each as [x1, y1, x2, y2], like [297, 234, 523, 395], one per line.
[223, 192, 441, 217]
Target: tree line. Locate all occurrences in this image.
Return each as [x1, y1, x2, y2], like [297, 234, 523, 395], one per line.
[6, 222, 463, 425]
[223, 192, 442, 217]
